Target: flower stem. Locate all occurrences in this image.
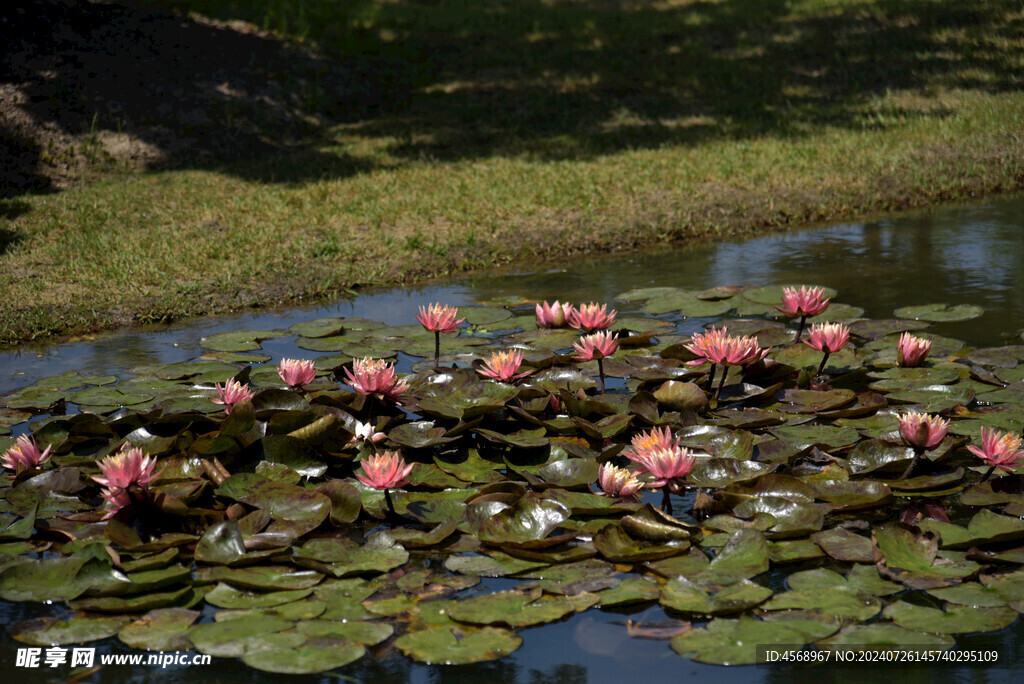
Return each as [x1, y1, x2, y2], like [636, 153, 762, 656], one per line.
[979, 465, 997, 483]
[383, 487, 396, 525]
[661, 486, 673, 516]
[901, 448, 923, 480]
[795, 315, 807, 343]
[817, 350, 831, 375]
[705, 363, 716, 392]
[597, 358, 606, 393]
[433, 332, 441, 370]
[715, 367, 728, 399]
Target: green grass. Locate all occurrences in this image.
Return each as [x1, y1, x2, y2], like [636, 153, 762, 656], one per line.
[2, 0, 1024, 345]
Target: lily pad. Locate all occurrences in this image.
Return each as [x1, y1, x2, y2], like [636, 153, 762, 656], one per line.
[894, 303, 984, 322]
[882, 601, 1017, 633]
[11, 614, 132, 646]
[202, 330, 285, 352]
[242, 639, 366, 674]
[118, 608, 201, 651]
[671, 615, 832, 665]
[395, 626, 522, 665]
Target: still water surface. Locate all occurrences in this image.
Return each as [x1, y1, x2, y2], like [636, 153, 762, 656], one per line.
[2, 196, 1024, 682]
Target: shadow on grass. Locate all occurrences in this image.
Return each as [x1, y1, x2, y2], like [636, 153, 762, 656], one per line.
[1, 0, 1020, 193]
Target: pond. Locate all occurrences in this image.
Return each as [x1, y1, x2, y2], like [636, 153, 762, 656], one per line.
[1, 195, 1023, 683]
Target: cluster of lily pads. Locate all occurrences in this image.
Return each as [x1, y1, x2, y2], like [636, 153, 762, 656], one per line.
[0, 284, 1023, 674]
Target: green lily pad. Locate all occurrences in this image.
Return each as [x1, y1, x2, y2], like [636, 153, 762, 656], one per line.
[894, 303, 984, 322]
[873, 523, 980, 589]
[475, 495, 571, 546]
[294, 620, 394, 645]
[593, 524, 690, 562]
[216, 473, 330, 529]
[688, 458, 776, 487]
[388, 421, 459, 449]
[447, 587, 588, 627]
[597, 577, 661, 607]
[882, 601, 1017, 633]
[671, 615, 832, 665]
[811, 527, 875, 562]
[694, 530, 770, 586]
[767, 539, 825, 563]
[118, 608, 201, 651]
[204, 583, 312, 609]
[188, 615, 301, 657]
[762, 587, 881, 621]
[444, 552, 548, 577]
[11, 614, 132, 646]
[242, 639, 366, 674]
[817, 623, 954, 651]
[661, 576, 772, 615]
[70, 585, 193, 613]
[194, 566, 323, 591]
[770, 424, 861, 448]
[202, 330, 285, 352]
[289, 318, 347, 338]
[293, 534, 409, 577]
[396, 626, 522, 665]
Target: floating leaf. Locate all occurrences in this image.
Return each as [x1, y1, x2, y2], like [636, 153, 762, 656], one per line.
[188, 616, 301, 657]
[11, 614, 131, 646]
[882, 601, 1017, 633]
[395, 626, 522, 665]
[817, 624, 954, 651]
[671, 615, 831, 665]
[894, 303, 984, 322]
[242, 639, 366, 674]
[660, 576, 772, 615]
[118, 608, 200, 651]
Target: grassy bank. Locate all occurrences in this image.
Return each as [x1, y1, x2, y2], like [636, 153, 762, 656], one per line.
[1, 0, 1023, 346]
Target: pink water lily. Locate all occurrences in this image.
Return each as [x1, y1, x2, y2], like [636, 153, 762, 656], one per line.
[897, 332, 932, 368]
[278, 358, 317, 389]
[416, 303, 465, 334]
[356, 450, 414, 490]
[803, 322, 850, 375]
[803, 322, 850, 354]
[417, 303, 465, 368]
[211, 379, 255, 414]
[344, 358, 409, 404]
[597, 463, 644, 499]
[967, 427, 1024, 475]
[626, 427, 681, 463]
[535, 301, 575, 328]
[574, 331, 618, 393]
[777, 286, 831, 317]
[573, 331, 619, 361]
[633, 446, 697, 490]
[1, 435, 52, 474]
[93, 445, 161, 519]
[569, 302, 617, 331]
[898, 411, 949, 450]
[777, 286, 831, 342]
[477, 349, 531, 383]
[684, 327, 731, 367]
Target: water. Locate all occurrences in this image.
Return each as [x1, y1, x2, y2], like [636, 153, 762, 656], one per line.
[2, 195, 1024, 682]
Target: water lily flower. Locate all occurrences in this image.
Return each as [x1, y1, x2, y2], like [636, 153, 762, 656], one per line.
[278, 358, 317, 389]
[356, 450, 414, 490]
[569, 302, 617, 331]
[344, 358, 409, 404]
[596, 463, 644, 499]
[897, 411, 950, 451]
[211, 379, 255, 414]
[416, 303, 465, 333]
[1, 435, 51, 474]
[93, 445, 161, 519]
[896, 332, 932, 368]
[535, 301, 575, 328]
[776, 286, 831, 342]
[967, 427, 1024, 478]
[356, 450, 414, 519]
[573, 331, 619, 361]
[685, 328, 768, 396]
[348, 421, 387, 446]
[477, 349, 531, 383]
[631, 444, 697, 515]
[416, 303, 465, 368]
[573, 331, 619, 393]
[626, 427, 681, 462]
[803, 322, 850, 374]
[633, 446, 697, 490]
[684, 327, 729, 365]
